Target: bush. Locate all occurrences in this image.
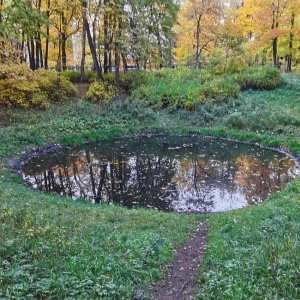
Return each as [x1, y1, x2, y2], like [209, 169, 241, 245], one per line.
[131, 76, 202, 108]
[199, 78, 240, 102]
[85, 70, 97, 83]
[0, 64, 48, 109]
[61, 70, 81, 83]
[86, 81, 115, 102]
[0, 64, 77, 109]
[103, 72, 116, 85]
[0, 78, 48, 109]
[61, 70, 99, 83]
[206, 49, 247, 75]
[236, 66, 283, 90]
[120, 71, 150, 91]
[131, 70, 239, 107]
[35, 69, 78, 102]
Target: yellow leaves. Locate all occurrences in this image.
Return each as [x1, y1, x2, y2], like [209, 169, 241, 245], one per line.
[86, 81, 115, 103]
[0, 38, 22, 65]
[175, 0, 221, 64]
[0, 63, 76, 109]
[234, 0, 299, 59]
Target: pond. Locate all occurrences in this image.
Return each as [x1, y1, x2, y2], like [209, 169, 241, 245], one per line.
[22, 135, 299, 213]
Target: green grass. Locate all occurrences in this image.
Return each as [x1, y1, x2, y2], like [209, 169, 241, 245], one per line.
[197, 180, 300, 299]
[1, 73, 300, 298]
[0, 180, 198, 299]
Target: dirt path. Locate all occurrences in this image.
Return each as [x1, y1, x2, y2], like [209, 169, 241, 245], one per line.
[75, 83, 90, 100]
[150, 220, 208, 300]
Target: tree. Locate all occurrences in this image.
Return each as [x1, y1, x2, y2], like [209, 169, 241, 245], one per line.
[176, 0, 222, 69]
[236, 0, 291, 67]
[51, 0, 81, 70]
[284, 0, 300, 71]
[81, 0, 104, 81]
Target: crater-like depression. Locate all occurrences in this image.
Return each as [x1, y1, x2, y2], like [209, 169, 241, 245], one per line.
[22, 135, 299, 213]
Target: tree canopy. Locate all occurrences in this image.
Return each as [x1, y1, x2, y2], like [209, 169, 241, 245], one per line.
[0, 0, 299, 73]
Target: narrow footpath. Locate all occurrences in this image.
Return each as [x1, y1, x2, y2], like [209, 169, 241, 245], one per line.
[150, 220, 208, 300]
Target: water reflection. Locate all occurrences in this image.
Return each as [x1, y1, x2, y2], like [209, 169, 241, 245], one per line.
[22, 135, 299, 213]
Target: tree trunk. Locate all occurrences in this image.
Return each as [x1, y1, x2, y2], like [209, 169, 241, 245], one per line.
[115, 45, 120, 90]
[109, 50, 112, 72]
[104, 37, 109, 73]
[82, 1, 104, 81]
[103, 0, 109, 73]
[80, 27, 86, 82]
[29, 40, 36, 70]
[155, 31, 163, 69]
[121, 52, 127, 72]
[62, 33, 67, 70]
[57, 37, 61, 70]
[20, 30, 25, 63]
[286, 12, 295, 73]
[0, 0, 3, 24]
[272, 37, 278, 68]
[44, 0, 50, 69]
[36, 34, 42, 69]
[195, 16, 202, 70]
[36, 0, 42, 69]
[271, 3, 279, 67]
[92, 20, 97, 71]
[169, 38, 172, 68]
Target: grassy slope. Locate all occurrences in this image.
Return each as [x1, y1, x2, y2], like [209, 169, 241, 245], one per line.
[0, 74, 300, 298]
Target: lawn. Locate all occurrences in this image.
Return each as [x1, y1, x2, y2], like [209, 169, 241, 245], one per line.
[1, 73, 300, 299]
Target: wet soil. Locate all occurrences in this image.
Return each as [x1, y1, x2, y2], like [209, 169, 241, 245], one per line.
[150, 220, 208, 300]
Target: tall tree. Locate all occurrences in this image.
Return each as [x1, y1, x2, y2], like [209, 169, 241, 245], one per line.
[81, 0, 104, 81]
[176, 0, 222, 69]
[51, 0, 80, 70]
[236, 0, 290, 67]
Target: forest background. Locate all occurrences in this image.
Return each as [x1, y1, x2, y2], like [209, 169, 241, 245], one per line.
[1, 0, 300, 79]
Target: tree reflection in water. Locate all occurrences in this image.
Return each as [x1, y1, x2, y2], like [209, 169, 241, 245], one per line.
[22, 135, 299, 213]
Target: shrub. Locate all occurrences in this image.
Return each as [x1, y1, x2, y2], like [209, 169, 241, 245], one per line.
[35, 69, 78, 102]
[236, 66, 283, 90]
[61, 70, 81, 83]
[206, 49, 247, 75]
[131, 76, 202, 108]
[198, 69, 215, 84]
[61, 70, 99, 83]
[199, 78, 240, 102]
[103, 72, 115, 85]
[0, 64, 48, 109]
[131, 69, 240, 107]
[120, 70, 150, 91]
[85, 70, 97, 83]
[0, 64, 77, 109]
[86, 81, 115, 102]
[0, 78, 49, 109]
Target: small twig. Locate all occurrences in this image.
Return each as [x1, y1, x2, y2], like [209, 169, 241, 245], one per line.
[175, 280, 189, 298]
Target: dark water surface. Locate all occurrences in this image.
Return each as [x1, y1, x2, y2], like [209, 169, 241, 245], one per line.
[22, 135, 299, 213]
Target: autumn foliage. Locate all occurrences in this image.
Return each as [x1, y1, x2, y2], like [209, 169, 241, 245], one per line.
[0, 63, 77, 109]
